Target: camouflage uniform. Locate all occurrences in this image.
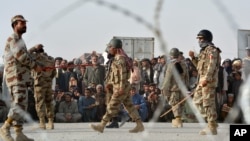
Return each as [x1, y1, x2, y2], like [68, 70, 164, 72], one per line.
[103, 55, 140, 121]
[0, 30, 38, 141]
[4, 33, 37, 125]
[193, 45, 221, 129]
[91, 53, 144, 133]
[30, 49, 56, 129]
[162, 58, 188, 127]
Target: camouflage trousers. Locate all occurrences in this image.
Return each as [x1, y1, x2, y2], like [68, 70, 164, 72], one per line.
[34, 85, 54, 119]
[168, 91, 184, 117]
[193, 85, 217, 122]
[7, 85, 28, 125]
[102, 83, 141, 123]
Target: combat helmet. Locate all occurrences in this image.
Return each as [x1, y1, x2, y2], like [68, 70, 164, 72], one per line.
[169, 48, 180, 58]
[197, 29, 213, 42]
[108, 38, 122, 48]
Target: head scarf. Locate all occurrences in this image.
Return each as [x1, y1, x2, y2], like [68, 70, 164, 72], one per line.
[117, 48, 133, 72]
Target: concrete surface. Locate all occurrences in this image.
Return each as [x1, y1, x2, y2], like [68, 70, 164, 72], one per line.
[0, 122, 230, 141]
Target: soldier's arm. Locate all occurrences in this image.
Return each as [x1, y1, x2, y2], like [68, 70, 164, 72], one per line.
[116, 56, 127, 91]
[9, 38, 36, 68]
[28, 46, 37, 53]
[161, 64, 173, 98]
[204, 47, 219, 81]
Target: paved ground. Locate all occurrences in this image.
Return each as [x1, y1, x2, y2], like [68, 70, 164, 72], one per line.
[0, 122, 230, 141]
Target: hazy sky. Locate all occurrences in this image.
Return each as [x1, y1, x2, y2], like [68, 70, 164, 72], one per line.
[1, 0, 250, 63]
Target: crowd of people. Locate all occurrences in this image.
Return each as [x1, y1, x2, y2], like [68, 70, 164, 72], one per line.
[1, 14, 250, 140]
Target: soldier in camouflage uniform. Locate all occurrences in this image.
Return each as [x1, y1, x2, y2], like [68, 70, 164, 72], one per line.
[193, 29, 221, 135]
[103, 50, 120, 128]
[29, 45, 56, 130]
[90, 39, 144, 133]
[162, 48, 189, 128]
[0, 15, 42, 141]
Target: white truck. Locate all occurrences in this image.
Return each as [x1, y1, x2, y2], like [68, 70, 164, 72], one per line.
[237, 29, 250, 59]
[113, 36, 155, 60]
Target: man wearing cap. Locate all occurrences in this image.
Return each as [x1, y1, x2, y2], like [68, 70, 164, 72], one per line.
[0, 15, 42, 141]
[90, 38, 144, 133]
[242, 47, 250, 80]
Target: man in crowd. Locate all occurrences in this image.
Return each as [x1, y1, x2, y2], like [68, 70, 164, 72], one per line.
[55, 92, 82, 122]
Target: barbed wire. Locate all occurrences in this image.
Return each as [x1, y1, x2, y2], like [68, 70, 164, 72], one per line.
[1, 1, 249, 141]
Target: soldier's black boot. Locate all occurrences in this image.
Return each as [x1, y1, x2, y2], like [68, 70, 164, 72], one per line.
[106, 117, 119, 128]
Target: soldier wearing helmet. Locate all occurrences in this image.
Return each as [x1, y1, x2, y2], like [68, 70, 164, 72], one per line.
[0, 15, 43, 141]
[196, 29, 213, 42]
[161, 47, 188, 128]
[193, 29, 221, 135]
[90, 38, 144, 133]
